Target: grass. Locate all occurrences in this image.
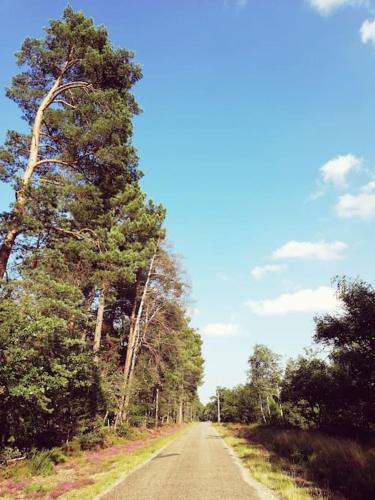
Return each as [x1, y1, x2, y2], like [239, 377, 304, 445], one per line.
[216, 423, 324, 500]
[63, 425, 191, 499]
[0, 424, 190, 499]
[216, 423, 375, 500]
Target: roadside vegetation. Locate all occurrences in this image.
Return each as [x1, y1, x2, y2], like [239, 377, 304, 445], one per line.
[218, 423, 374, 500]
[0, 424, 189, 499]
[0, 6, 204, 483]
[207, 277, 375, 499]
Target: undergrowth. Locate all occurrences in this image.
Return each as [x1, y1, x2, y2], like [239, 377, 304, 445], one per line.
[219, 423, 375, 500]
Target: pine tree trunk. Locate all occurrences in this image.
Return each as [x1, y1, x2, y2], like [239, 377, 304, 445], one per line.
[115, 245, 159, 426]
[93, 285, 107, 362]
[217, 391, 221, 423]
[177, 399, 183, 425]
[166, 403, 170, 424]
[155, 387, 159, 428]
[0, 70, 66, 279]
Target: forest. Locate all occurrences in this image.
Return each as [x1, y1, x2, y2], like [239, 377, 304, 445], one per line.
[205, 276, 374, 434]
[0, 7, 204, 458]
[205, 277, 375, 499]
[0, 6, 374, 500]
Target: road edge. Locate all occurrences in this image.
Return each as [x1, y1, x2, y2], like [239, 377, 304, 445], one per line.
[213, 424, 279, 500]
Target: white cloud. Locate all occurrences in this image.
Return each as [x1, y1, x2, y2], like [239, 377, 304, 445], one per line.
[201, 322, 239, 337]
[320, 154, 362, 188]
[360, 178, 375, 193]
[246, 286, 340, 315]
[308, 0, 367, 15]
[336, 193, 375, 218]
[272, 240, 347, 261]
[251, 264, 287, 280]
[335, 178, 375, 218]
[360, 19, 375, 44]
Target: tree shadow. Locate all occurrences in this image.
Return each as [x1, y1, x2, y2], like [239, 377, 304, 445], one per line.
[153, 453, 180, 460]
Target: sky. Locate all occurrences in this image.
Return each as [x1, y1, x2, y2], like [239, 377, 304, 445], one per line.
[1, 0, 375, 403]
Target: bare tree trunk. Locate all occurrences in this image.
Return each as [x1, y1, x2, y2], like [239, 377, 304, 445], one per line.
[177, 399, 183, 425]
[155, 387, 159, 428]
[277, 387, 284, 418]
[115, 246, 159, 427]
[217, 390, 221, 423]
[93, 285, 107, 362]
[0, 61, 90, 279]
[259, 393, 267, 424]
[266, 394, 271, 418]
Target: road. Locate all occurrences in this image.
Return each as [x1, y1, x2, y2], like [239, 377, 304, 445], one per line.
[101, 422, 274, 500]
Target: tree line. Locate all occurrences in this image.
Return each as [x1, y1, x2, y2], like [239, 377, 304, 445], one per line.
[205, 278, 375, 436]
[0, 8, 204, 453]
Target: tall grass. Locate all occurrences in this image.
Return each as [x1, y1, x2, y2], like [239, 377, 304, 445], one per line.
[231, 424, 375, 500]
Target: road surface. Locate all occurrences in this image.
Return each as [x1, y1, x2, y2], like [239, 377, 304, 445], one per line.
[101, 422, 274, 500]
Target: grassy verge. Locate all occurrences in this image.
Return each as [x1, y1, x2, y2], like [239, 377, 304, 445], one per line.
[0, 424, 190, 499]
[64, 425, 190, 500]
[216, 423, 375, 500]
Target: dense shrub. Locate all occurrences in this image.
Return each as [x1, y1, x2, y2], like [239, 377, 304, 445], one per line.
[49, 447, 67, 464]
[78, 430, 106, 450]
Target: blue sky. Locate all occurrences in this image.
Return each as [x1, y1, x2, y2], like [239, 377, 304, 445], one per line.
[1, 0, 375, 402]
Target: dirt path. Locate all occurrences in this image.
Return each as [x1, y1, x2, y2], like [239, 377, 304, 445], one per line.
[100, 422, 275, 500]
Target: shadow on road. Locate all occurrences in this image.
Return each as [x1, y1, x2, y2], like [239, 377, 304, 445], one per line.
[153, 453, 180, 460]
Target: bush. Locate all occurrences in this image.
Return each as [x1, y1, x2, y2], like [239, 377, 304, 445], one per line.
[78, 430, 105, 450]
[0, 446, 23, 465]
[49, 447, 67, 464]
[28, 450, 54, 476]
[115, 423, 133, 438]
[61, 438, 81, 457]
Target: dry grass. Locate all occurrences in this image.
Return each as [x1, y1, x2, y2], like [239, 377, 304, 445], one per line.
[217, 423, 375, 500]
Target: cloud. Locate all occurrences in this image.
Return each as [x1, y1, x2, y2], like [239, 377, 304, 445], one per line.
[335, 178, 375, 218]
[310, 154, 362, 200]
[272, 240, 347, 261]
[201, 322, 239, 337]
[251, 264, 287, 280]
[246, 286, 340, 315]
[360, 19, 375, 44]
[321, 154, 362, 187]
[308, 0, 367, 15]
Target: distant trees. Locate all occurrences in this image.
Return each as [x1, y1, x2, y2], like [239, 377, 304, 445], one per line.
[0, 8, 203, 454]
[205, 278, 375, 436]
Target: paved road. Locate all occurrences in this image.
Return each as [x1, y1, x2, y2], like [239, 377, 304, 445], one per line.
[101, 422, 273, 500]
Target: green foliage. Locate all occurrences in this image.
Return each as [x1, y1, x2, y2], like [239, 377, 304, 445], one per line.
[0, 446, 23, 464]
[28, 450, 54, 476]
[49, 447, 67, 464]
[0, 271, 102, 449]
[79, 431, 106, 450]
[0, 8, 203, 463]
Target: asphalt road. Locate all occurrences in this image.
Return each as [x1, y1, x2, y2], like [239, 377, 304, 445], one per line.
[101, 422, 274, 500]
